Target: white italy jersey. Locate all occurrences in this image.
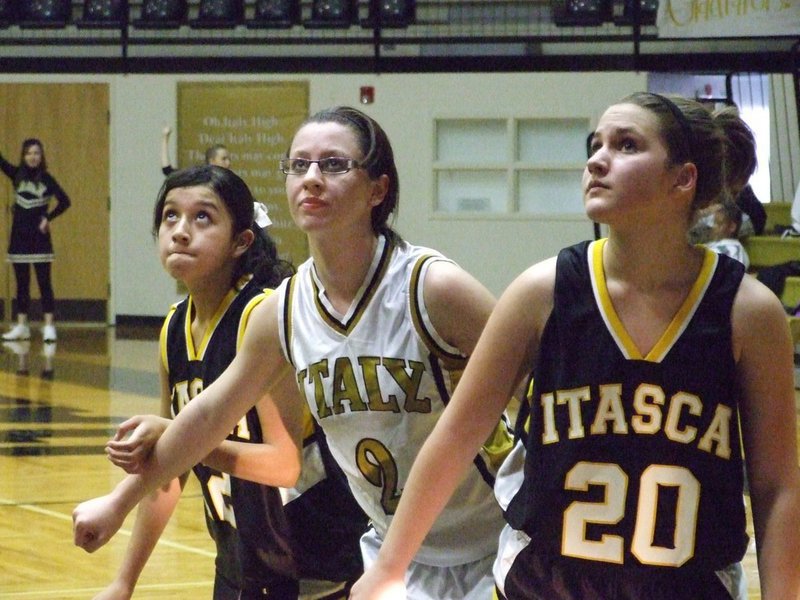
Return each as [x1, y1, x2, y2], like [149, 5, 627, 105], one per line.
[276, 235, 510, 567]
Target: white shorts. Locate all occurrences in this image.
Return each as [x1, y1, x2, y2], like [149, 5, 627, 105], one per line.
[360, 527, 496, 600]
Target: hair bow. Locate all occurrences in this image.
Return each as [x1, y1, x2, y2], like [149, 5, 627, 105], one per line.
[253, 202, 272, 228]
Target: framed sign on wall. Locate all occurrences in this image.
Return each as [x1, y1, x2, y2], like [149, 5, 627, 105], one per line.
[177, 81, 309, 268]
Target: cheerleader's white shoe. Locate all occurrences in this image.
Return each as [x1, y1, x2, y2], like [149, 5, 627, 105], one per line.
[42, 325, 57, 343]
[2, 323, 30, 341]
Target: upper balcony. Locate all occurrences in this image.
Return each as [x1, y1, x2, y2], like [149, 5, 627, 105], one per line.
[0, 1, 797, 74]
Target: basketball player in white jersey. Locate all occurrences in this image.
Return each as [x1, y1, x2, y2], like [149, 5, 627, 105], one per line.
[74, 106, 514, 599]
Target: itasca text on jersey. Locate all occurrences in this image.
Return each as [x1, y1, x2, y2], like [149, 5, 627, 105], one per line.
[539, 382, 732, 459]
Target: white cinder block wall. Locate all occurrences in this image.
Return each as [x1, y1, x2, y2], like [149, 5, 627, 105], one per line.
[3, 71, 647, 318]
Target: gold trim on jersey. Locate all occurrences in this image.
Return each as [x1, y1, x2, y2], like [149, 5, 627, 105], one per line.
[160, 304, 179, 374]
[184, 274, 253, 359]
[482, 416, 516, 471]
[409, 254, 467, 366]
[310, 236, 393, 336]
[279, 275, 318, 447]
[589, 239, 718, 362]
[283, 275, 297, 368]
[185, 288, 238, 361]
[236, 287, 273, 351]
[162, 276, 260, 372]
[517, 377, 536, 437]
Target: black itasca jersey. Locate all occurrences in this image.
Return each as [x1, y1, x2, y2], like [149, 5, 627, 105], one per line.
[504, 240, 748, 586]
[163, 277, 298, 596]
[282, 420, 368, 584]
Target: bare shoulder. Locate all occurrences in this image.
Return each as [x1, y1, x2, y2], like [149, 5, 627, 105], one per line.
[423, 260, 494, 310]
[512, 256, 558, 295]
[468, 256, 558, 388]
[424, 256, 556, 309]
[732, 274, 789, 339]
[241, 291, 283, 356]
[732, 273, 794, 374]
[250, 289, 281, 326]
[422, 259, 496, 355]
[500, 256, 558, 318]
[735, 272, 785, 311]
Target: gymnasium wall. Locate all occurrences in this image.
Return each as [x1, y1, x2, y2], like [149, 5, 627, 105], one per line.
[1, 71, 647, 319]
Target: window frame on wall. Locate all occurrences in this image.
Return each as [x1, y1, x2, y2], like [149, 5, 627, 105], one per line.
[432, 116, 590, 220]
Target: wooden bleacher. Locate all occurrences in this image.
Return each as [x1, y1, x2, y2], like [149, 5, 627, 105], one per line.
[745, 236, 800, 268]
[744, 201, 799, 269]
[763, 200, 793, 232]
[741, 201, 800, 352]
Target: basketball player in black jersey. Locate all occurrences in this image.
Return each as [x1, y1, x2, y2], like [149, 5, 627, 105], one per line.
[351, 93, 800, 600]
[87, 166, 365, 599]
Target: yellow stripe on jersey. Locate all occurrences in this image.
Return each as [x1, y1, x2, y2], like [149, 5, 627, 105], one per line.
[283, 274, 297, 367]
[646, 247, 716, 362]
[159, 304, 179, 374]
[590, 239, 640, 359]
[590, 239, 717, 362]
[236, 287, 273, 351]
[521, 377, 535, 435]
[482, 417, 515, 471]
[189, 286, 239, 361]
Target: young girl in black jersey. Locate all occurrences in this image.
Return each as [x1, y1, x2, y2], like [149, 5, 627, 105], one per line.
[0, 139, 71, 343]
[349, 93, 800, 599]
[90, 165, 365, 600]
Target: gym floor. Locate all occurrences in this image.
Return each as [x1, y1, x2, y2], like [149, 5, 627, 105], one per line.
[0, 324, 787, 599]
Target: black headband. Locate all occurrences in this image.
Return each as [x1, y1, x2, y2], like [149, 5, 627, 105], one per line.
[650, 93, 695, 164]
[321, 108, 378, 169]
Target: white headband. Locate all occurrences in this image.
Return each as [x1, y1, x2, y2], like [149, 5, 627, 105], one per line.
[253, 202, 272, 228]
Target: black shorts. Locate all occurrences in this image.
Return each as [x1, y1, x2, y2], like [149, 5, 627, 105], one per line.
[498, 551, 737, 600]
[213, 571, 302, 600]
[213, 572, 240, 600]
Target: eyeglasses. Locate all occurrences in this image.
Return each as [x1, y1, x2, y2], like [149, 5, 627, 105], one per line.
[279, 157, 362, 175]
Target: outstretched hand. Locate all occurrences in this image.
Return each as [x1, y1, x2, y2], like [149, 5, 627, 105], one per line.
[349, 566, 407, 600]
[72, 494, 126, 553]
[106, 414, 170, 474]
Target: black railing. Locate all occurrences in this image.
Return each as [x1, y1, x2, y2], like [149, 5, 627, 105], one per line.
[0, 1, 796, 74]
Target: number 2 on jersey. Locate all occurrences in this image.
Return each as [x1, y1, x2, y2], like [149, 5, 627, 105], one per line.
[356, 438, 402, 514]
[207, 472, 237, 526]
